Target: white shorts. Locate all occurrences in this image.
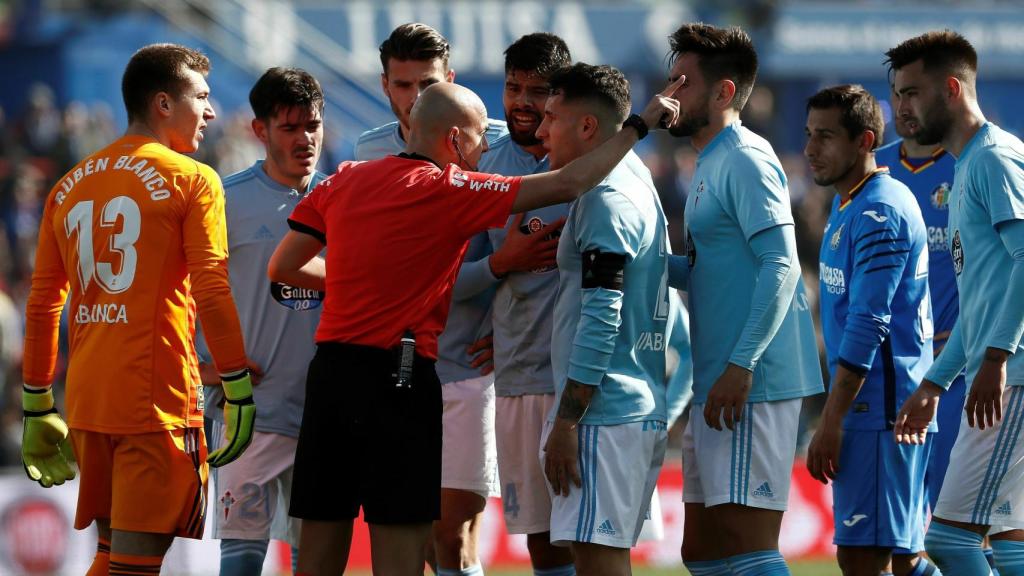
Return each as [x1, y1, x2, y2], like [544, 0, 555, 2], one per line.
[495, 393, 556, 534]
[636, 487, 665, 542]
[542, 420, 668, 549]
[210, 426, 300, 545]
[442, 374, 499, 498]
[682, 398, 802, 511]
[934, 386, 1024, 530]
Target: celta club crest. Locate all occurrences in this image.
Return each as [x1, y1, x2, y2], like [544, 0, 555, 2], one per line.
[829, 223, 845, 250]
[931, 182, 951, 209]
[951, 229, 964, 275]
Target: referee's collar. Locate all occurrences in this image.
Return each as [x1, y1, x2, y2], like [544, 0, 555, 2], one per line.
[397, 152, 442, 169]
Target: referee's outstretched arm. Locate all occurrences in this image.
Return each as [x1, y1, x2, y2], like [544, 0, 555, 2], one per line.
[511, 75, 684, 214]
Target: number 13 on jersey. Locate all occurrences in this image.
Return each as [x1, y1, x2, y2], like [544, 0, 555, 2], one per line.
[64, 196, 141, 294]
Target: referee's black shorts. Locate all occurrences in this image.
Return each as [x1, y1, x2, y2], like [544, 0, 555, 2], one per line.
[289, 341, 442, 525]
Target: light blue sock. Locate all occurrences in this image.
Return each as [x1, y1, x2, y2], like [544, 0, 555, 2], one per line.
[925, 523, 992, 576]
[534, 564, 576, 576]
[683, 558, 733, 575]
[992, 539, 1024, 576]
[986, 547, 1002, 576]
[727, 550, 790, 575]
[438, 565, 484, 576]
[907, 557, 941, 575]
[219, 538, 269, 576]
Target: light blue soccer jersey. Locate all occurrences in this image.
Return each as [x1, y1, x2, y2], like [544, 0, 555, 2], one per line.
[818, 169, 934, 431]
[478, 132, 568, 397]
[550, 153, 670, 425]
[683, 121, 823, 403]
[354, 118, 508, 382]
[876, 141, 958, 338]
[201, 161, 327, 437]
[926, 123, 1024, 388]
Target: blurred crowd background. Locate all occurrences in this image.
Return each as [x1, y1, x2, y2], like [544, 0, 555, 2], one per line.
[2, 0, 1024, 468]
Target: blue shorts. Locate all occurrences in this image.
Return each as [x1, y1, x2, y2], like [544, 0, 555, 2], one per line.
[832, 429, 931, 552]
[925, 375, 966, 511]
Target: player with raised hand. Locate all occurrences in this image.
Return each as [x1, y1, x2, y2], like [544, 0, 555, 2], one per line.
[891, 30, 1024, 576]
[661, 23, 824, 576]
[538, 62, 670, 576]
[21, 43, 255, 576]
[804, 84, 938, 576]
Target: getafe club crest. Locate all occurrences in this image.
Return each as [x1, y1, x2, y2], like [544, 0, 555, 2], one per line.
[829, 223, 845, 250]
[931, 182, 951, 209]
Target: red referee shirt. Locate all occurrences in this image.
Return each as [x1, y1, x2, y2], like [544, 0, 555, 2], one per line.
[288, 153, 521, 358]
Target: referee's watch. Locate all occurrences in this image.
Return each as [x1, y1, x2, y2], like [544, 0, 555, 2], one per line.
[622, 114, 649, 140]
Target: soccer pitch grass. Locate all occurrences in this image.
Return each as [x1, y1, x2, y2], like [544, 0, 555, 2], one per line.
[345, 561, 842, 575]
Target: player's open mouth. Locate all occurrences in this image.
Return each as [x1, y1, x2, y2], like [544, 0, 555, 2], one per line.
[511, 112, 540, 130]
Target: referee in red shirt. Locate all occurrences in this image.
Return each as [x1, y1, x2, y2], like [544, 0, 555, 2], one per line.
[268, 80, 681, 576]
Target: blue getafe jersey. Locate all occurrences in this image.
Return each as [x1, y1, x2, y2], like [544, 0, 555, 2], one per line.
[938, 123, 1024, 387]
[478, 133, 570, 397]
[354, 118, 508, 382]
[550, 153, 669, 425]
[876, 141, 958, 340]
[818, 169, 934, 431]
[684, 122, 823, 403]
[201, 161, 327, 437]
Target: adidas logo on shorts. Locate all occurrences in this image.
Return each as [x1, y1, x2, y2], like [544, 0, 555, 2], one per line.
[995, 501, 1013, 516]
[596, 519, 617, 536]
[752, 482, 774, 499]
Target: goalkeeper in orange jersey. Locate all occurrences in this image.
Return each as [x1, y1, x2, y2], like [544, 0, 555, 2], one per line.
[20, 43, 256, 576]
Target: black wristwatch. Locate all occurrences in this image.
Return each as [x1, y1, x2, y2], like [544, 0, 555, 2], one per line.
[622, 114, 649, 140]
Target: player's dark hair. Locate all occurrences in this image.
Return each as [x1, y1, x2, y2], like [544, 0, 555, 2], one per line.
[379, 23, 451, 75]
[669, 23, 758, 111]
[548, 63, 631, 125]
[249, 67, 324, 120]
[122, 43, 210, 124]
[885, 30, 977, 88]
[806, 84, 885, 149]
[504, 33, 572, 77]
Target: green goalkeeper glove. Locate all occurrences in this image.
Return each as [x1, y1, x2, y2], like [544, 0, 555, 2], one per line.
[207, 370, 256, 468]
[22, 387, 76, 488]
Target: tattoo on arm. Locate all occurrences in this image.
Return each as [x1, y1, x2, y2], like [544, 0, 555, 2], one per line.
[556, 379, 595, 423]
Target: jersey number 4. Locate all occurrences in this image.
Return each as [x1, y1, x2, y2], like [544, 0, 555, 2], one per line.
[64, 197, 140, 294]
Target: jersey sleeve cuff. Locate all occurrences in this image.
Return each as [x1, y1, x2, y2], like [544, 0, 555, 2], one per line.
[287, 218, 326, 245]
[567, 363, 605, 387]
[837, 356, 870, 377]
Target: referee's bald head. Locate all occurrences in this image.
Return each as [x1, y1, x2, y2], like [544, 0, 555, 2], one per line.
[408, 83, 487, 145]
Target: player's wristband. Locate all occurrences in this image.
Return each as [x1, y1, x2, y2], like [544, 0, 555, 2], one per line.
[622, 114, 649, 140]
[23, 387, 57, 416]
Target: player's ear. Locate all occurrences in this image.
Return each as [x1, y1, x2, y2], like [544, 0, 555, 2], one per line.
[715, 79, 737, 111]
[154, 92, 173, 119]
[447, 127, 460, 151]
[859, 129, 877, 155]
[945, 76, 963, 101]
[579, 114, 599, 141]
[251, 118, 269, 143]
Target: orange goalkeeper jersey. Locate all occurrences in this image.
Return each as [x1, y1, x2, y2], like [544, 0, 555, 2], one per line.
[23, 135, 248, 434]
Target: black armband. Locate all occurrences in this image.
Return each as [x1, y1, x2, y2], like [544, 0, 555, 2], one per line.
[582, 250, 626, 290]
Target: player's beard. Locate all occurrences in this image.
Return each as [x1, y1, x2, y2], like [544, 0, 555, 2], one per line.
[669, 91, 712, 138]
[507, 108, 543, 147]
[910, 94, 954, 147]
